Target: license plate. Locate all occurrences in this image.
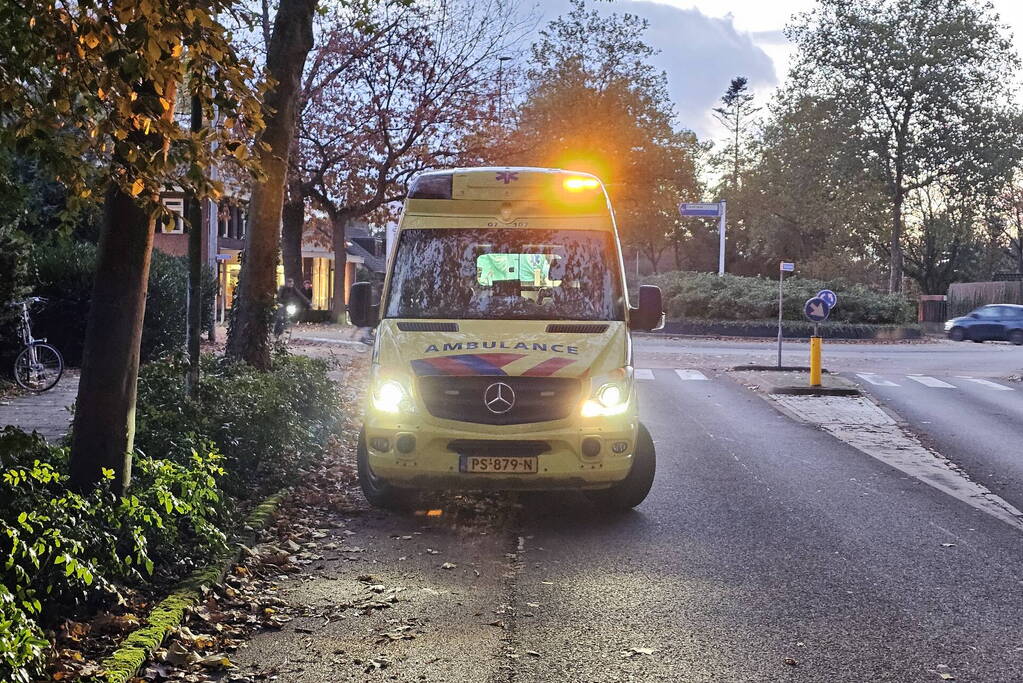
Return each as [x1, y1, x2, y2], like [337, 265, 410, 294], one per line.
[460, 455, 538, 474]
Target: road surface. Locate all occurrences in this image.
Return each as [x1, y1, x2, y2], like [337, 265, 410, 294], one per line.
[194, 336, 1023, 683]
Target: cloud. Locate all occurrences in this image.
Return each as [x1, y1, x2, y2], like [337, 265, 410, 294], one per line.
[527, 0, 779, 139]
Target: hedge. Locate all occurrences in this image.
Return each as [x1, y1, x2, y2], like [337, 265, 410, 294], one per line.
[642, 271, 914, 325]
[657, 319, 922, 340]
[0, 351, 343, 683]
[29, 239, 216, 367]
[0, 226, 31, 371]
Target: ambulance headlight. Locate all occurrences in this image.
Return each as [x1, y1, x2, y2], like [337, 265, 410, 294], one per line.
[597, 384, 622, 408]
[371, 375, 414, 414]
[581, 369, 632, 417]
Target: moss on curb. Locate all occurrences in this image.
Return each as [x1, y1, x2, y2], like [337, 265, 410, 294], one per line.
[93, 491, 288, 683]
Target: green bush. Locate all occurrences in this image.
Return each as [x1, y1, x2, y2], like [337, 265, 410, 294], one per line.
[0, 225, 31, 372]
[135, 353, 342, 500]
[29, 239, 216, 366]
[642, 271, 914, 325]
[0, 583, 47, 683]
[0, 427, 229, 683]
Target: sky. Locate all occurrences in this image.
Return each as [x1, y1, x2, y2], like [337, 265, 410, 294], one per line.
[531, 0, 1023, 142]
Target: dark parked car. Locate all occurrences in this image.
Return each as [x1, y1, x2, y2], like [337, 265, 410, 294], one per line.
[945, 304, 1023, 344]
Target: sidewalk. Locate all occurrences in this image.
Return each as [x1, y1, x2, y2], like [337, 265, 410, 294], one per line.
[290, 322, 372, 347]
[0, 372, 78, 441]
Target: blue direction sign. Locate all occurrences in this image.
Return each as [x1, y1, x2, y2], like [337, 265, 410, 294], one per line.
[780, 261, 795, 272]
[816, 289, 837, 308]
[679, 202, 722, 217]
[804, 297, 831, 322]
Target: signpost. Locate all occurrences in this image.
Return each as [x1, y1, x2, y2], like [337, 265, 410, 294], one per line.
[804, 297, 831, 322]
[680, 202, 727, 276]
[777, 262, 795, 367]
[803, 292, 837, 387]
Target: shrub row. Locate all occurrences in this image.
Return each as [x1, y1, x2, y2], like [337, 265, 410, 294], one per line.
[0, 352, 343, 682]
[641, 271, 915, 325]
[658, 319, 922, 340]
[0, 226, 31, 372]
[28, 239, 216, 367]
[135, 353, 342, 500]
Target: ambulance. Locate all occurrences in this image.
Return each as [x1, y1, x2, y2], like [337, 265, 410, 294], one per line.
[348, 167, 664, 511]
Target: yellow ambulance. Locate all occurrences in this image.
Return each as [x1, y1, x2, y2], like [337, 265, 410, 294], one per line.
[348, 167, 664, 511]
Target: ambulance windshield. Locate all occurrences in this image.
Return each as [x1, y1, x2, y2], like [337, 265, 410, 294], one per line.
[385, 228, 624, 321]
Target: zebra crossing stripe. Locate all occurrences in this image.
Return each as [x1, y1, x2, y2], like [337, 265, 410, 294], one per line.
[958, 377, 1013, 391]
[907, 375, 955, 388]
[634, 368, 655, 381]
[675, 369, 709, 381]
[856, 373, 899, 387]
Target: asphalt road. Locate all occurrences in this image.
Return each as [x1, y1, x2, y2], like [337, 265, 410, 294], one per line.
[634, 333, 1023, 378]
[507, 370, 1023, 682]
[224, 341, 1023, 682]
[848, 368, 1023, 515]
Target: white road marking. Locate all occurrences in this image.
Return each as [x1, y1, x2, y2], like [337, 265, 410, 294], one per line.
[957, 377, 1013, 391]
[856, 373, 899, 387]
[675, 369, 709, 381]
[906, 375, 955, 388]
[634, 368, 655, 381]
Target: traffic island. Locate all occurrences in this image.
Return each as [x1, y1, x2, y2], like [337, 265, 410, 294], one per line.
[729, 368, 861, 397]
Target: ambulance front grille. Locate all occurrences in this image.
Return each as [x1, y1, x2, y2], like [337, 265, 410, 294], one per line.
[417, 376, 582, 425]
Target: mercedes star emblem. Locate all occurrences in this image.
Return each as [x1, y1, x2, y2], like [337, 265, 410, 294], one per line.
[484, 381, 515, 414]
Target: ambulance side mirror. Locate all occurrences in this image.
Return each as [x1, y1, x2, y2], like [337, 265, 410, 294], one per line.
[348, 281, 379, 328]
[629, 285, 664, 331]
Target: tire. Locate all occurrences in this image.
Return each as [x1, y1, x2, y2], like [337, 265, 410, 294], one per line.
[585, 422, 656, 512]
[1010, 329, 1023, 346]
[13, 343, 63, 392]
[949, 327, 966, 342]
[357, 429, 414, 509]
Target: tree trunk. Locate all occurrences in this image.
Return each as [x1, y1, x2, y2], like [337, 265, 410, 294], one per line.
[331, 215, 349, 322]
[281, 175, 305, 286]
[889, 190, 905, 293]
[69, 185, 155, 493]
[226, 0, 317, 369]
[186, 93, 203, 395]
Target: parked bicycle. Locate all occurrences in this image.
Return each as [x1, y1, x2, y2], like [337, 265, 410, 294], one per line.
[9, 297, 63, 392]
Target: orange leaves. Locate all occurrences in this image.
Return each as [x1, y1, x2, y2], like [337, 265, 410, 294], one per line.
[129, 178, 145, 197]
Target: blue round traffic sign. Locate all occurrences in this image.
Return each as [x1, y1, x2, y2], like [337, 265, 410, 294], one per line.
[817, 289, 838, 309]
[804, 297, 831, 322]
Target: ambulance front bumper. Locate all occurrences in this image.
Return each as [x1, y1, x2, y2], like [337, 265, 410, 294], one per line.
[363, 413, 638, 491]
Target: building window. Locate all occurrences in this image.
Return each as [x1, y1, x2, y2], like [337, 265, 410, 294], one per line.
[160, 197, 185, 234]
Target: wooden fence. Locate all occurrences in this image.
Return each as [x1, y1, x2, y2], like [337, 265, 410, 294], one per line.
[947, 281, 1023, 318]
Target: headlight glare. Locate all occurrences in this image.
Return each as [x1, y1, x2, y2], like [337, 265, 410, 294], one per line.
[581, 369, 632, 417]
[372, 378, 413, 414]
[597, 383, 623, 408]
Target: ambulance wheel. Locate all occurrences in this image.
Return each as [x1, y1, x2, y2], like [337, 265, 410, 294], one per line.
[586, 422, 656, 512]
[357, 429, 413, 510]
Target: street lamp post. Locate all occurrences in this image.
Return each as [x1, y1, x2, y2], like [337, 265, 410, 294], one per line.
[497, 56, 512, 124]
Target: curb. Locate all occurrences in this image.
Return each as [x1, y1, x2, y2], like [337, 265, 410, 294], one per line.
[768, 386, 861, 397]
[96, 490, 289, 683]
[731, 365, 831, 373]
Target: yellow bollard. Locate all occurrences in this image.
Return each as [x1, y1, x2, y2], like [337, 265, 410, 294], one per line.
[810, 336, 822, 387]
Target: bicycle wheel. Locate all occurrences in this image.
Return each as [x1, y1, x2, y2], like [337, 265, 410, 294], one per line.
[14, 343, 64, 392]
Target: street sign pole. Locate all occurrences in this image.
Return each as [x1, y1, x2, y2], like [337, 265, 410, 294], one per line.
[777, 266, 784, 368]
[718, 201, 727, 276]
